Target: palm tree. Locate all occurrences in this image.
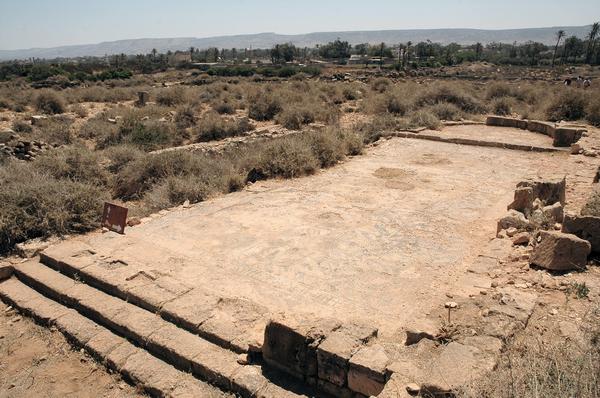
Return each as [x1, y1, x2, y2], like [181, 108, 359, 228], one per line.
[552, 29, 565, 67]
[586, 22, 599, 63]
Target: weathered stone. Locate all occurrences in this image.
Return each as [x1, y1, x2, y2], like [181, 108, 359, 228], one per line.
[562, 213, 600, 252]
[508, 187, 534, 213]
[570, 143, 583, 154]
[348, 344, 390, 396]
[529, 231, 591, 271]
[527, 120, 555, 136]
[316, 323, 377, 387]
[497, 210, 530, 234]
[553, 127, 583, 147]
[136, 91, 149, 107]
[517, 177, 566, 205]
[0, 264, 13, 281]
[262, 315, 339, 379]
[543, 202, 564, 223]
[512, 232, 530, 246]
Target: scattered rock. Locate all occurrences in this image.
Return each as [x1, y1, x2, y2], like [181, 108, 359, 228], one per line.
[529, 231, 591, 271]
[542, 202, 564, 224]
[406, 383, 420, 395]
[506, 227, 518, 237]
[512, 232, 530, 246]
[570, 143, 583, 154]
[517, 177, 566, 205]
[237, 353, 249, 365]
[126, 218, 141, 227]
[583, 150, 598, 157]
[497, 210, 530, 235]
[182, 199, 191, 208]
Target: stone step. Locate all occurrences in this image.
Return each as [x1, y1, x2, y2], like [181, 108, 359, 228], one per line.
[0, 277, 231, 398]
[40, 243, 266, 354]
[10, 260, 313, 398]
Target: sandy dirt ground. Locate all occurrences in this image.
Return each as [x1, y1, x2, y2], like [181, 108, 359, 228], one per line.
[0, 301, 141, 398]
[51, 130, 599, 338]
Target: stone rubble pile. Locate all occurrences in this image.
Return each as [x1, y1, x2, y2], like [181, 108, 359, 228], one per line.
[498, 176, 598, 271]
[0, 129, 53, 161]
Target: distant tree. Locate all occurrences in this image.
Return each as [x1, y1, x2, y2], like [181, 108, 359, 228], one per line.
[475, 42, 483, 60]
[270, 43, 296, 64]
[563, 36, 585, 63]
[318, 39, 351, 60]
[586, 22, 600, 63]
[151, 48, 157, 60]
[552, 30, 565, 67]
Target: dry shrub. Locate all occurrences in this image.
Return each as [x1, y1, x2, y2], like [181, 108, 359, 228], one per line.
[416, 83, 486, 114]
[69, 86, 133, 103]
[372, 78, 392, 93]
[11, 119, 33, 134]
[195, 112, 253, 142]
[355, 114, 401, 144]
[249, 137, 319, 180]
[410, 110, 441, 129]
[586, 96, 600, 127]
[102, 144, 144, 173]
[459, 313, 600, 398]
[430, 102, 463, 121]
[174, 105, 197, 128]
[33, 118, 73, 145]
[581, 188, 600, 216]
[34, 90, 66, 114]
[35, 146, 109, 187]
[156, 86, 189, 106]
[212, 99, 236, 115]
[70, 103, 88, 118]
[545, 90, 587, 121]
[79, 118, 118, 142]
[115, 150, 237, 200]
[492, 97, 514, 116]
[486, 82, 514, 99]
[248, 90, 282, 121]
[0, 160, 107, 253]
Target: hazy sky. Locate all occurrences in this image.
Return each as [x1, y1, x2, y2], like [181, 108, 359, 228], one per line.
[1, 0, 599, 50]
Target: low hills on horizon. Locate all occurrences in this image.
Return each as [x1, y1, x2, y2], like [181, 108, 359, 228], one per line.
[0, 25, 592, 61]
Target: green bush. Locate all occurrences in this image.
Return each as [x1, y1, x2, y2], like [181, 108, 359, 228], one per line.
[34, 90, 66, 114]
[545, 90, 586, 121]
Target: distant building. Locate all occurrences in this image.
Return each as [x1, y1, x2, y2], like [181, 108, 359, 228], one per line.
[348, 54, 368, 64]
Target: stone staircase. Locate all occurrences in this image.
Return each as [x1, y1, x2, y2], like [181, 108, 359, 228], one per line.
[0, 258, 319, 398]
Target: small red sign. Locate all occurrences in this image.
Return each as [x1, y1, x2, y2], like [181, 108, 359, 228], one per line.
[102, 202, 128, 234]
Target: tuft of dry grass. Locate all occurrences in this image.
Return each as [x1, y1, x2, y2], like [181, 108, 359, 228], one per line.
[34, 90, 66, 114]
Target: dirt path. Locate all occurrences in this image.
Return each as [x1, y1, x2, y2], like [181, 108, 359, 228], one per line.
[0, 301, 141, 398]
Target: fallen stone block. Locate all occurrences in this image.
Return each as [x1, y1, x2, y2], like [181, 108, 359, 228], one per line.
[497, 210, 530, 234]
[507, 186, 534, 213]
[316, 323, 377, 387]
[517, 176, 566, 205]
[562, 213, 600, 253]
[553, 127, 583, 147]
[348, 344, 390, 396]
[512, 232, 531, 246]
[0, 264, 13, 281]
[543, 202, 564, 224]
[530, 231, 590, 271]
